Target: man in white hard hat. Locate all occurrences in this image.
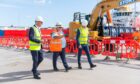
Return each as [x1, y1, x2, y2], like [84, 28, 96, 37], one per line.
[29, 16, 44, 79]
[76, 20, 96, 69]
[51, 22, 72, 72]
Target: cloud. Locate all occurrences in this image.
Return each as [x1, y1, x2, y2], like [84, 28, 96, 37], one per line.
[34, 0, 52, 5]
[48, 0, 52, 4]
[34, 0, 46, 4]
[26, 15, 32, 18]
[0, 3, 17, 8]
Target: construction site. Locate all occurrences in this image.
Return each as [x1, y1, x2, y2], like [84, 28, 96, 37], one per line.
[0, 0, 140, 84]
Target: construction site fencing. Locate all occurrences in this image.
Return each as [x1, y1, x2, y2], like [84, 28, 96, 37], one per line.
[0, 36, 139, 59]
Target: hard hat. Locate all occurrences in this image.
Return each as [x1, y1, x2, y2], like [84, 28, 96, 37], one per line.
[35, 16, 44, 22]
[56, 22, 62, 27]
[82, 20, 88, 26]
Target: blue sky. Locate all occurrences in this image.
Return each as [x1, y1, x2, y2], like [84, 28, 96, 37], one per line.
[0, 0, 140, 28]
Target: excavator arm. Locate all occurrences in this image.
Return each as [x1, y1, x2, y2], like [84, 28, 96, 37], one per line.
[89, 0, 140, 31]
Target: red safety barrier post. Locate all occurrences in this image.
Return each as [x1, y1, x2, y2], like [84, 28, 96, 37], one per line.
[89, 39, 102, 56]
[65, 38, 71, 53]
[102, 38, 117, 57]
[119, 39, 138, 61]
[41, 36, 51, 52]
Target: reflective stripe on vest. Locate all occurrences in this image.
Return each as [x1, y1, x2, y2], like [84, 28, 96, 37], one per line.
[49, 39, 62, 52]
[79, 27, 89, 44]
[51, 42, 61, 44]
[29, 26, 41, 50]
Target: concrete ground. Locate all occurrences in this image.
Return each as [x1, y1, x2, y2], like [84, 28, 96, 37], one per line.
[0, 47, 140, 84]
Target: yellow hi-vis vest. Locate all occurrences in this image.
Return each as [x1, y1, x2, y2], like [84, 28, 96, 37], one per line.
[79, 27, 89, 44]
[29, 26, 41, 50]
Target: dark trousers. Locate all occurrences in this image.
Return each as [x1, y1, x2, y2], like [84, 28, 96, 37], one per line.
[53, 48, 69, 69]
[30, 50, 43, 74]
[78, 44, 93, 65]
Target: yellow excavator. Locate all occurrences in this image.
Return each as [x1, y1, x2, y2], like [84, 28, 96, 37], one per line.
[69, 0, 140, 40]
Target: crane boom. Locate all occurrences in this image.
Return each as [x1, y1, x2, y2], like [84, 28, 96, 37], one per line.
[89, 0, 140, 30]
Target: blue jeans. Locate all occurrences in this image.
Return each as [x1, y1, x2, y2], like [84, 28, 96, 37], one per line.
[53, 48, 69, 69]
[78, 44, 93, 65]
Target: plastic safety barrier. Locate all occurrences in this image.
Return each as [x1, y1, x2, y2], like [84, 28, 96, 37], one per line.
[101, 38, 138, 59]
[0, 34, 139, 59]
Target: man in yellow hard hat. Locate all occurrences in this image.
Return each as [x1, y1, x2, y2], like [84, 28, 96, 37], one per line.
[76, 20, 96, 69]
[29, 16, 44, 79]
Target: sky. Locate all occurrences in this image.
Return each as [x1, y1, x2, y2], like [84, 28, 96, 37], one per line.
[0, 0, 140, 28]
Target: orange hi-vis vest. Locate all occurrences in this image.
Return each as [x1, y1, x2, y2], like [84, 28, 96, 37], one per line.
[49, 32, 62, 52]
[133, 32, 140, 43]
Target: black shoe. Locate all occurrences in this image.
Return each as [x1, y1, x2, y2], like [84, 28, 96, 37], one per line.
[33, 75, 41, 79]
[90, 64, 96, 69]
[65, 67, 72, 72]
[54, 68, 59, 71]
[78, 64, 82, 69]
[78, 66, 82, 69]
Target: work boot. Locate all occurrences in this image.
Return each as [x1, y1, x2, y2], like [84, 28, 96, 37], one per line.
[54, 68, 59, 71]
[65, 67, 72, 72]
[78, 63, 82, 69]
[90, 64, 96, 69]
[32, 72, 41, 79]
[33, 75, 41, 79]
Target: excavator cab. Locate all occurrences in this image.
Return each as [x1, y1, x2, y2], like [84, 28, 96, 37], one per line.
[73, 12, 90, 23]
[69, 12, 107, 40]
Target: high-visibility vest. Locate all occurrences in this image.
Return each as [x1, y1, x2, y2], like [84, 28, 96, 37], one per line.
[49, 38, 62, 52]
[79, 27, 89, 44]
[29, 26, 41, 50]
[133, 32, 140, 43]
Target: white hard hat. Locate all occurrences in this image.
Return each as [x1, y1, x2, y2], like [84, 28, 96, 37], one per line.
[82, 20, 88, 26]
[35, 16, 44, 22]
[56, 22, 62, 27]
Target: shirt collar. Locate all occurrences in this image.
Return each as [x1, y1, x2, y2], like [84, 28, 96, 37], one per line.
[34, 25, 40, 29]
